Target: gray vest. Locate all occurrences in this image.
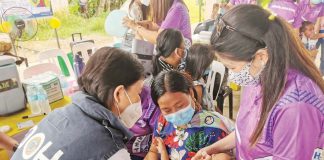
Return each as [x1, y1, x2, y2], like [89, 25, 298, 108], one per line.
[11, 92, 133, 160]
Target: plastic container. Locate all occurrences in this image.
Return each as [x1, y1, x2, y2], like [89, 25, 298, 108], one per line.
[36, 85, 51, 114]
[26, 85, 41, 115]
[57, 55, 70, 77]
[73, 54, 85, 78]
[59, 75, 69, 96]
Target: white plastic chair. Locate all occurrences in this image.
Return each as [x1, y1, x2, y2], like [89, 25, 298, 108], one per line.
[205, 60, 226, 104]
[23, 63, 61, 79]
[38, 49, 74, 77]
[71, 42, 95, 63]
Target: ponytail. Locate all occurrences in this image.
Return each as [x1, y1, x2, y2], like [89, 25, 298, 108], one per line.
[153, 29, 184, 76]
[152, 53, 162, 76]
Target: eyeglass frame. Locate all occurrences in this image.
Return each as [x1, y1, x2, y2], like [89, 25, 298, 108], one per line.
[214, 16, 266, 47]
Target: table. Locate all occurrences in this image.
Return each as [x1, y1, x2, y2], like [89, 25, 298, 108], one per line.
[0, 96, 71, 159]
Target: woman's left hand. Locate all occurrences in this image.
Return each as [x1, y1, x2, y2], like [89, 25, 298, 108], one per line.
[122, 17, 137, 30]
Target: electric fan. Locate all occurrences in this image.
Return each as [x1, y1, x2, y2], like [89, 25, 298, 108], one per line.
[0, 7, 38, 57]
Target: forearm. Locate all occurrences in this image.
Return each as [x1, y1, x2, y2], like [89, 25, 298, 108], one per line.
[136, 26, 159, 44]
[205, 131, 236, 155]
[149, 24, 160, 31]
[144, 151, 159, 160]
[160, 150, 169, 160]
[144, 145, 159, 160]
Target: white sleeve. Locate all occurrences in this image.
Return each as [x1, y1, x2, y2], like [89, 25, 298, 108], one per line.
[108, 149, 131, 160]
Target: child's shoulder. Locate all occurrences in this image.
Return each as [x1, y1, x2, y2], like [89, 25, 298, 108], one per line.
[190, 110, 234, 133]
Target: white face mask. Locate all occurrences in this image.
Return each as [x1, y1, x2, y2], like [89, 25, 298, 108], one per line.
[116, 90, 142, 128]
[228, 61, 264, 86]
[140, 0, 150, 6]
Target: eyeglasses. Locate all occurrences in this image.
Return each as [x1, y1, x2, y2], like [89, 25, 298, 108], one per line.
[214, 16, 266, 47]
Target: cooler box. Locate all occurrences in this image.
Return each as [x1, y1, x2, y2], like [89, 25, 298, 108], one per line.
[0, 56, 26, 115]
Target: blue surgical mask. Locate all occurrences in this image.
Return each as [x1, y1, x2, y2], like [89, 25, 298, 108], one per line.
[164, 100, 195, 126]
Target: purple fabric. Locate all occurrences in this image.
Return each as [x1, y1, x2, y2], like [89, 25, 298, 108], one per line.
[160, 0, 192, 42]
[229, 0, 257, 6]
[293, 3, 324, 28]
[268, 0, 298, 24]
[126, 86, 161, 158]
[236, 69, 324, 159]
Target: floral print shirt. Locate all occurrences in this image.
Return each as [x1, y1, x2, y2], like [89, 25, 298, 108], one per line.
[153, 110, 234, 160]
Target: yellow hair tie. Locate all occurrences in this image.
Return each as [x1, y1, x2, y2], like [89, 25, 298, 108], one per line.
[263, 7, 276, 21]
[268, 14, 276, 21]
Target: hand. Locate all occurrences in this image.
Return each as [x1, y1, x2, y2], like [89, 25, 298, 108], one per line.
[122, 17, 137, 29]
[137, 20, 160, 31]
[136, 20, 152, 29]
[192, 150, 212, 160]
[155, 137, 167, 154]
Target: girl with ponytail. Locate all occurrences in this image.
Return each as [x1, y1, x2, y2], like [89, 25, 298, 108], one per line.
[152, 29, 186, 77]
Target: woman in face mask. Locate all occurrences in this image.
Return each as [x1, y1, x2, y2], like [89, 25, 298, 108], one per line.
[11, 47, 145, 160]
[123, 0, 192, 48]
[151, 29, 186, 78]
[193, 5, 324, 160]
[144, 70, 234, 160]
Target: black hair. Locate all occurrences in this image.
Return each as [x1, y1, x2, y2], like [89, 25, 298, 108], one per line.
[300, 21, 313, 33]
[210, 4, 324, 145]
[151, 70, 195, 106]
[185, 44, 214, 80]
[152, 29, 184, 76]
[78, 47, 144, 109]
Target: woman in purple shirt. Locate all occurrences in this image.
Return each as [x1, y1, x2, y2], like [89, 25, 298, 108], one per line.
[123, 0, 191, 48]
[126, 85, 161, 160]
[268, 0, 298, 26]
[193, 5, 324, 160]
[293, 1, 323, 29]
